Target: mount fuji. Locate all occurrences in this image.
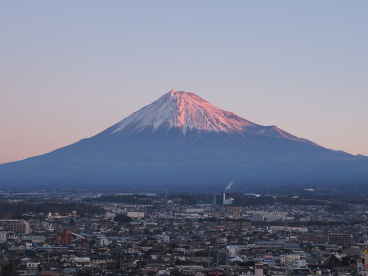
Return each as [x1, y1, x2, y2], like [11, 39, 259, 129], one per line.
[1, 90, 367, 192]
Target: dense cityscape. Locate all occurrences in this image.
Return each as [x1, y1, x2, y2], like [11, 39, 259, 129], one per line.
[0, 190, 368, 275]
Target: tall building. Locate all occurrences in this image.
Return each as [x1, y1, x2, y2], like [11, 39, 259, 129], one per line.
[255, 263, 263, 276]
[156, 232, 170, 243]
[0, 219, 31, 234]
[0, 231, 7, 243]
[328, 234, 353, 246]
[302, 233, 352, 245]
[57, 229, 72, 245]
[211, 195, 217, 206]
[127, 212, 145, 218]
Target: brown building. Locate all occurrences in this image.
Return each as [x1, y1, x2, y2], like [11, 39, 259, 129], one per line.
[302, 233, 352, 245]
[0, 219, 31, 234]
[328, 234, 353, 246]
[40, 271, 59, 276]
[225, 206, 243, 216]
[219, 219, 252, 230]
[57, 229, 72, 245]
[302, 233, 329, 244]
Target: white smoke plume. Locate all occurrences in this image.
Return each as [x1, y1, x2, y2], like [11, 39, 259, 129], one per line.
[225, 181, 233, 192]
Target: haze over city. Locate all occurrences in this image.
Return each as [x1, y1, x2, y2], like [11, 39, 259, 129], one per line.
[1, 1, 368, 164]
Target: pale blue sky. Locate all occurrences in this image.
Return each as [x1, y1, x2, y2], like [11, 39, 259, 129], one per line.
[1, 1, 367, 163]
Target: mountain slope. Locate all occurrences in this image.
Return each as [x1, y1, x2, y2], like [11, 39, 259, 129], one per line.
[0, 90, 367, 192]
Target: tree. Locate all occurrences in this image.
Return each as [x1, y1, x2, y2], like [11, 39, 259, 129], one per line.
[1, 263, 15, 276]
[114, 214, 132, 224]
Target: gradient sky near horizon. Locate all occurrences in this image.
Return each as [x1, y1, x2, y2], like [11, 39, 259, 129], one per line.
[1, 1, 368, 164]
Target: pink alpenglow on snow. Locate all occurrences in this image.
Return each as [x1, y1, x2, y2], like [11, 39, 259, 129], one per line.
[113, 89, 253, 134]
[113, 90, 314, 145]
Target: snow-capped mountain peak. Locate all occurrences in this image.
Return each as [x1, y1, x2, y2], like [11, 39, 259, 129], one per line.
[112, 89, 255, 134]
[111, 89, 315, 145]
